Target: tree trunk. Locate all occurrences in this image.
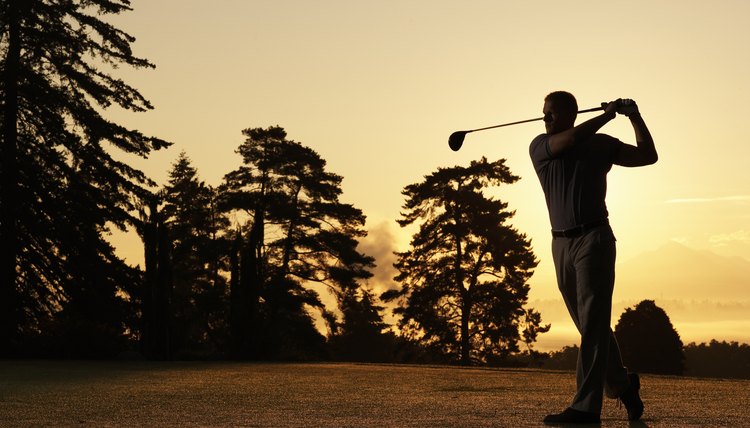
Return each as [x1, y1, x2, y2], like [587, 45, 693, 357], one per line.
[279, 184, 302, 277]
[229, 230, 243, 357]
[141, 201, 158, 357]
[453, 211, 471, 365]
[141, 200, 171, 360]
[155, 216, 172, 359]
[231, 208, 264, 359]
[1, 0, 22, 352]
[245, 209, 264, 357]
[237, 232, 254, 357]
[460, 304, 471, 365]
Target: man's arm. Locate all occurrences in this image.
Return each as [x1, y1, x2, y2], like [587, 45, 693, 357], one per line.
[547, 101, 619, 157]
[615, 110, 658, 167]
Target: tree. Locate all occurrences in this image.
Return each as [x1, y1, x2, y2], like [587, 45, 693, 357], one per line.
[544, 345, 579, 371]
[161, 152, 230, 356]
[683, 340, 750, 379]
[137, 196, 172, 360]
[220, 126, 374, 359]
[383, 157, 542, 365]
[520, 307, 551, 365]
[34, 172, 142, 358]
[614, 300, 684, 375]
[328, 287, 394, 362]
[0, 0, 168, 353]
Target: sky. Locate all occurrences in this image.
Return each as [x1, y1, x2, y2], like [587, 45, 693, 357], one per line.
[105, 0, 750, 350]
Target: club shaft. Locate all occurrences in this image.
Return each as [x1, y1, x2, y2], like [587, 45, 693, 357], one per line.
[466, 106, 604, 134]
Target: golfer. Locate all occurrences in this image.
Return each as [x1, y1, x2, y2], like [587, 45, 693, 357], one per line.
[529, 91, 657, 424]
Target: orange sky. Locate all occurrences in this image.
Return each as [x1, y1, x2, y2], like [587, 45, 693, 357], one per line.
[105, 1, 750, 350]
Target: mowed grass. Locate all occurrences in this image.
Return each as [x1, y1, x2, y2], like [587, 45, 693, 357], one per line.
[1, 361, 749, 427]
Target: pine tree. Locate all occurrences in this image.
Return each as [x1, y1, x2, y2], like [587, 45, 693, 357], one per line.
[220, 126, 374, 359]
[37, 164, 141, 357]
[161, 152, 229, 355]
[383, 157, 542, 365]
[328, 287, 394, 362]
[0, 0, 169, 354]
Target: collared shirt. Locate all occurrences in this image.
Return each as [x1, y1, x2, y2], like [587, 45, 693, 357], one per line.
[529, 133, 624, 231]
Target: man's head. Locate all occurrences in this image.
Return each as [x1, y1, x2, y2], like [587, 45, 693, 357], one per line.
[543, 91, 577, 134]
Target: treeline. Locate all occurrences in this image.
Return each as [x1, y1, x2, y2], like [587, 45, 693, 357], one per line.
[543, 341, 750, 380]
[0, 1, 547, 363]
[6, 124, 548, 364]
[683, 341, 750, 379]
[543, 301, 750, 380]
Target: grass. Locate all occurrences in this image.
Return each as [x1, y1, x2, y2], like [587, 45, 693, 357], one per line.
[1, 361, 749, 427]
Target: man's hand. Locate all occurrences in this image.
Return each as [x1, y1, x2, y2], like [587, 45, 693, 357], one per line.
[601, 99, 621, 118]
[618, 99, 639, 117]
[601, 99, 639, 117]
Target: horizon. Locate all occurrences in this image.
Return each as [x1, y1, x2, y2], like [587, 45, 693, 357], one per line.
[103, 0, 749, 351]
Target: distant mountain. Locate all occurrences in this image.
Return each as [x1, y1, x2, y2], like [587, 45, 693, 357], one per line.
[709, 239, 750, 262]
[614, 241, 750, 301]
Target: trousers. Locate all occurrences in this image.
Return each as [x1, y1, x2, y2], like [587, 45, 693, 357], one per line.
[551, 224, 629, 413]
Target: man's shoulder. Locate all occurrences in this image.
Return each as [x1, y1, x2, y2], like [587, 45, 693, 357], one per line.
[529, 133, 550, 161]
[529, 133, 548, 151]
[531, 133, 548, 144]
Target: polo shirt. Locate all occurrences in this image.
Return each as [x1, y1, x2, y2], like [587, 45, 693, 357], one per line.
[529, 133, 624, 231]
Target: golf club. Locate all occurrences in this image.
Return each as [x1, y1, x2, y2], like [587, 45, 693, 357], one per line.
[448, 106, 605, 151]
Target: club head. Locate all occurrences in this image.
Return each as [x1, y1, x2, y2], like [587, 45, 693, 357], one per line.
[449, 131, 467, 151]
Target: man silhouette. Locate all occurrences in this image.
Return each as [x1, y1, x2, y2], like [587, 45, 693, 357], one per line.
[529, 91, 657, 424]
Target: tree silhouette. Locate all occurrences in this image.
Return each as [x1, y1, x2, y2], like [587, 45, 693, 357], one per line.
[383, 157, 542, 365]
[543, 345, 579, 371]
[684, 340, 750, 379]
[161, 152, 230, 356]
[328, 287, 394, 362]
[220, 126, 374, 359]
[614, 300, 685, 375]
[35, 175, 141, 358]
[137, 197, 172, 360]
[0, 0, 168, 354]
[520, 307, 551, 365]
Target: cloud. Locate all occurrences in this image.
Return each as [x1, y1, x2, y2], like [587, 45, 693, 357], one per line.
[665, 195, 750, 204]
[709, 230, 750, 245]
[628, 299, 750, 323]
[358, 220, 400, 293]
[670, 236, 690, 245]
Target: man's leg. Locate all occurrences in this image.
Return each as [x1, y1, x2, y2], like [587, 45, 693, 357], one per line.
[604, 316, 645, 421]
[552, 236, 580, 329]
[567, 226, 617, 414]
[545, 236, 602, 424]
[604, 332, 629, 398]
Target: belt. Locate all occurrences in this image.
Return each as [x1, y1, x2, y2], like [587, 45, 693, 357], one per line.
[551, 219, 609, 238]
